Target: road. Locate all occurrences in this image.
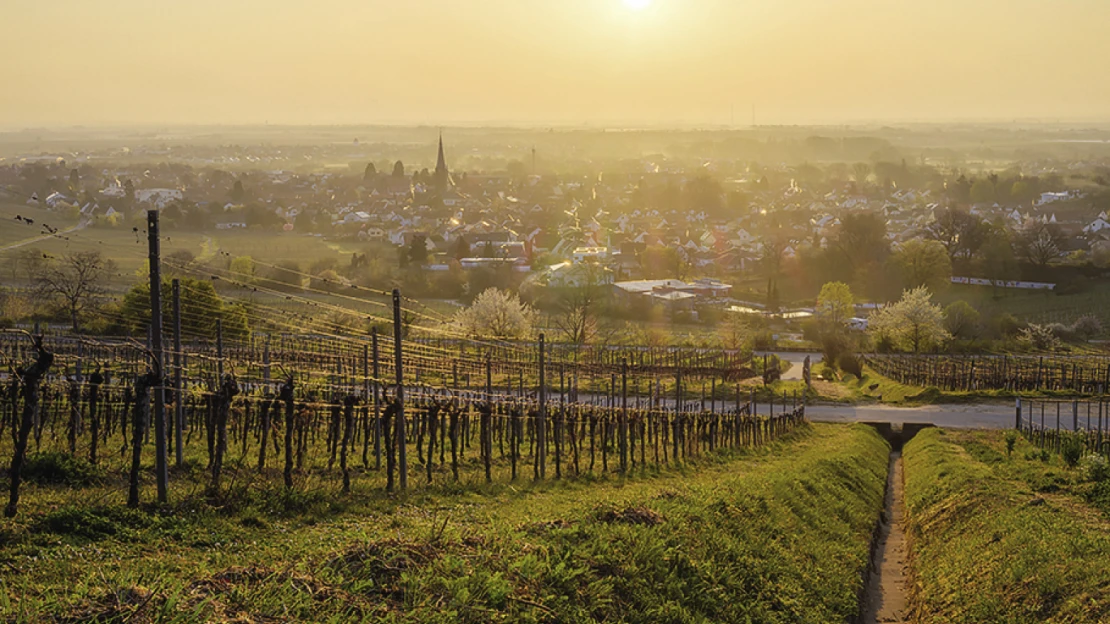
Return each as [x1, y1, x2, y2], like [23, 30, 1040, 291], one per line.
[805, 402, 1019, 429]
[753, 351, 822, 381]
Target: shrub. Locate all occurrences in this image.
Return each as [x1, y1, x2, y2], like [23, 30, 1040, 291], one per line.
[1061, 435, 1084, 468]
[837, 353, 863, 378]
[1018, 323, 1062, 352]
[1081, 454, 1110, 482]
[1073, 315, 1103, 341]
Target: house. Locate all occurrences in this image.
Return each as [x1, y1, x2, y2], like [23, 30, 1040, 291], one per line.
[540, 262, 616, 288]
[1083, 217, 1110, 234]
[134, 188, 183, 208]
[572, 247, 609, 263]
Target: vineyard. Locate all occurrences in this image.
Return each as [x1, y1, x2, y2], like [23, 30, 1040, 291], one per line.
[866, 353, 1110, 394]
[0, 302, 804, 515]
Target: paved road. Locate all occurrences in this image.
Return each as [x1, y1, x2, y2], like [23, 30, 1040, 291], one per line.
[805, 402, 1019, 429]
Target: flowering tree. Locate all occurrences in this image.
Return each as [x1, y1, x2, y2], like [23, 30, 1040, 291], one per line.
[869, 286, 949, 353]
[453, 288, 537, 340]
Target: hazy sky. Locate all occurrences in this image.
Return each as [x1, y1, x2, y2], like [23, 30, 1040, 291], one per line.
[2, 0, 1108, 127]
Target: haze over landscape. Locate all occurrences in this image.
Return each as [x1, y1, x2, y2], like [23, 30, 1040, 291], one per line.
[8, 2, 1110, 623]
[3, 0, 1110, 127]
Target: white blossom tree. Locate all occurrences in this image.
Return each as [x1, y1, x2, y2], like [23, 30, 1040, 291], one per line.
[869, 286, 949, 353]
[453, 288, 537, 340]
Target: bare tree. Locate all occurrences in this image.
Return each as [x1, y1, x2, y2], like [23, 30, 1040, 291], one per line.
[553, 265, 607, 345]
[922, 206, 988, 263]
[34, 251, 113, 331]
[1015, 222, 1064, 267]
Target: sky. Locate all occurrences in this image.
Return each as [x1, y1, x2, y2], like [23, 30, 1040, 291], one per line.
[1, 0, 1108, 127]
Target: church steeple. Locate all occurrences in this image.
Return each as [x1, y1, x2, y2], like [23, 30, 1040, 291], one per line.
[434, 131, 450, 191]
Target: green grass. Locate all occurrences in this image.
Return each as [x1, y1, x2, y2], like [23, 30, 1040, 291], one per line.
[829, 366, 1099, 406]
[903, 428, 1110, 623]
[1, 423, 889, 623]
[944, 283, 1110, 331]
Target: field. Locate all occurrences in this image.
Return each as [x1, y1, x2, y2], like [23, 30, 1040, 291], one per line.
[904, 428, 1110, 623]
[1, 423, 888, 622]
[943, 283, 1110, 331]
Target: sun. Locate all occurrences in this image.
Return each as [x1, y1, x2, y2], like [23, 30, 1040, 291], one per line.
[623, 0, 653, 11]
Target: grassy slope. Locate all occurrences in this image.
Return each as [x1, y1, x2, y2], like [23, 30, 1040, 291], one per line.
[2, 423, 888, 623]
[903, 428, 1110, 623]
[830, 365, 1102, 406]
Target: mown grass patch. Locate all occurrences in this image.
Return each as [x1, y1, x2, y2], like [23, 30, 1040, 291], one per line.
[2, 424, 889, 623]
[904, 428, 1110, 623]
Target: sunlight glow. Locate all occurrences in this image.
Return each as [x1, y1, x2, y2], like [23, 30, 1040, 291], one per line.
[623, 0, 653, 11]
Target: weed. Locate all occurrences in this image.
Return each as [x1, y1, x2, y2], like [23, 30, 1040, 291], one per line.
[22, 452, 104, 486]
[1004, 430, 1018, 458]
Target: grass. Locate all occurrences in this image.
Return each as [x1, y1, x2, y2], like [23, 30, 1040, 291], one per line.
[903, 428, 1110, 623]
[827, 365, 1101, 406]
[1, 423, 889, 622]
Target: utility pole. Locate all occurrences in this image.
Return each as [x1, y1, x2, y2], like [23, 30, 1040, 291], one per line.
[393, 290, 407, 491]
[146, 209, 169, 503]
[172, 278, 183, 468]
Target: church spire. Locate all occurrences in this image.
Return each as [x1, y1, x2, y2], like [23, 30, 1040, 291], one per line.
[434, 131, 450, 191]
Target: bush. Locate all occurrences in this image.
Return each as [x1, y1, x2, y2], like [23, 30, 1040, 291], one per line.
[1062, 435, 1084, 468]
[991, 312, 1022, 339]
[23, 452, 104, 486]
[1018, 323, 1062, 352]
[1081, 454, 1110, 482]
[1004, 430, 1018, 458]
[837, 353, 863, 378]
[1073, 314, 1103, 341]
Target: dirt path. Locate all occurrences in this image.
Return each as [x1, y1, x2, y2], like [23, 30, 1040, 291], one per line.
[863, 452, 909, 623]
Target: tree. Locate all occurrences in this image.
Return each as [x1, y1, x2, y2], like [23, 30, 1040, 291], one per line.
[852, 162, 870, 186]
[923, 207, 988, 262]
[69, 168, 79, 188]
[453, 288, 537, 340]
[120, 277, 225, 339]
[943, 301, 981, 340]
[833, 211, 889, 274]
[868, 287, 950, 353]
[683, 174, 724, 217]
[230, 180, 245, 203]
[453, 236, 470, 260]
[1015, 222, 1064, 267]
[123, 179, 135, 200]
[229, 255, 257, 283]
[363, 162, 377, 181]
[407, 234, 429, 267]
[392, 161, 405, 178]
[891, 239, 952, 293]
[816, 282, 855, 327]
[815, 281, 856, 368]
[970, 179, 995, 204]
[552, 265, 607, 345]
[34, 251, 114, 331]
